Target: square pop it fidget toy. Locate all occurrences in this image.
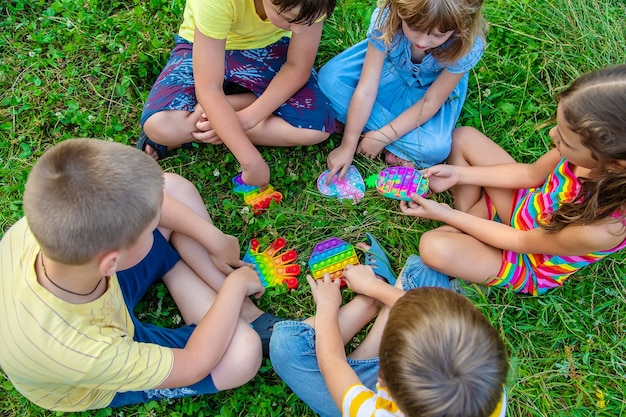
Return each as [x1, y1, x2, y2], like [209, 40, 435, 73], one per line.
[308, 238, 360, 284]
[232, 173, 282, 215]
[243, 237, 300, 290]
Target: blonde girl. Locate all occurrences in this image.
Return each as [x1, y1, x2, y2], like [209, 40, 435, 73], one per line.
[321, 0, 487, 180]
[401, 65, 626, 295]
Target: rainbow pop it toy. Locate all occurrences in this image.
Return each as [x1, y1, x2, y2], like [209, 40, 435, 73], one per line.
[308, 238, 360, 282]
[316, 165, 366, 203]
[372, 166, 429, 201]
[243, 237, 300, 289]
[232, 173, 282, 215]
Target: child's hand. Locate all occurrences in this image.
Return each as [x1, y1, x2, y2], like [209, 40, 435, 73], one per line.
[357, 131, 388, 159]
[421, 164, 459, 193]
[209, 232, 249, 275]
[229, 266, 265, 299]
[326, 145, 355, 184]
[400, 193, 452, 221]
[342, 264, 382, 296]
[307, 274, 342, 310]
[241, 159, 270, 188]
[191, 107, 223, 144]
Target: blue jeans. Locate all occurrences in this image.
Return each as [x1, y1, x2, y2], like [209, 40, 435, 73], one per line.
[270, 255, 449, 416]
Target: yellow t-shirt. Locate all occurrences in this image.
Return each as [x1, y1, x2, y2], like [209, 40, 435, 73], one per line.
[178, 0, 290, 50]
[0, 218, 174, 411]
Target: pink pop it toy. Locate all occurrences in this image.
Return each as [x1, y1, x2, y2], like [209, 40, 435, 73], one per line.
[316, 165, 366, 203]
[243, 237, 300, 289]
[232, 173, 282, 215]
[308, 238, 360, 284]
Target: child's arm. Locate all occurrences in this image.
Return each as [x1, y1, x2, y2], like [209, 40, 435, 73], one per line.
[358, 69, 464, 158]
[192, 31, 270, 187]
[158, 266, 264, 388]
[424, 148, 562, 193]
[307, 275, 363, 410]
[236, 22, 324, 132]
[327, 43, 386, 181]
[401, 194, 626, 256]
[342, 264, 405, 307]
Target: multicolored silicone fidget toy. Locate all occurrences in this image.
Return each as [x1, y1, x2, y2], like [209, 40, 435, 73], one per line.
[232, 173, 283, 215]
[316, 165, 366, 203]
[308, 238, 360, 283]
[243, 237, 300, 289]
[375, 166, 429, 201]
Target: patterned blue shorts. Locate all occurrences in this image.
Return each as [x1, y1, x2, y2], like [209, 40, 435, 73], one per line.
[141, 36, 335, 132]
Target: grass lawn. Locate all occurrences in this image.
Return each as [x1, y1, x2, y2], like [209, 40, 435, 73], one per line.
[1, 0, 625, 415]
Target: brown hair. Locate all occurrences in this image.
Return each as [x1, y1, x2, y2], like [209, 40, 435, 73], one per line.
[272, 0, 336, 25]
[379, 288, 508, 417]
[374, 0, 487, 64]
[23, 139, 164, 264]
[542, 64, 626, 232]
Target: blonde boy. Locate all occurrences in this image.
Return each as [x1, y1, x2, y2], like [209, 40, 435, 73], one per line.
[0, 139, 275, 411]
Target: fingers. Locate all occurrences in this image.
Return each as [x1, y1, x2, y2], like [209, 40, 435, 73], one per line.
[326, 165, 340, 186]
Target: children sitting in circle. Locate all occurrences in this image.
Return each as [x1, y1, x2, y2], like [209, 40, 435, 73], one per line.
[401, 64, 626, 295]
[321, 0, 487, 182]
[139, 0, 337, 187]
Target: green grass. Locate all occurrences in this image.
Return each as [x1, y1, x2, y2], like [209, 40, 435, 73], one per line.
[1, 0, 626, 415]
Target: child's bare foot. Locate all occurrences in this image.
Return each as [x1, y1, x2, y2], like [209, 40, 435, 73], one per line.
[384, 151, 416, 168]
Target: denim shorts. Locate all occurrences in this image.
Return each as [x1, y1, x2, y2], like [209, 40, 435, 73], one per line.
[108, 230, 218, 407]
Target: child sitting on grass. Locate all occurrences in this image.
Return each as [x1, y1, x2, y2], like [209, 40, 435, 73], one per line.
[271, 238, 508, 417]
[0, 139, 279, 411]
[401, 64, 626, 295]
[139, 0, 336, 187]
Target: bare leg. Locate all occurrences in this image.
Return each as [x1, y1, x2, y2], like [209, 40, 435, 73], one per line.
[162, 173, 263, 323]
[143, 108, 205, 148]
[246, 115, 330, 146]
[448, 126, 516, 217]
[162, 261, 262, 390]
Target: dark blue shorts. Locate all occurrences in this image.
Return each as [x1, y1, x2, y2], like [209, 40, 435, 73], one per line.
[141, 36, 335, 132]
[108, 230, 217, 408]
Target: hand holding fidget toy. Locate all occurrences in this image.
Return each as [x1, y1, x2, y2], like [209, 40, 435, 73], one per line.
[308, 238, 360, 284]
[243, 237, 300, 289]
[316, 165, 366, 203]
[374, 166, 429, 201]
[232, 173, 283, 215]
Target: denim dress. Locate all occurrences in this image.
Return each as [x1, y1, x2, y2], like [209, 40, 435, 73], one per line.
[319, 7, 485, 167]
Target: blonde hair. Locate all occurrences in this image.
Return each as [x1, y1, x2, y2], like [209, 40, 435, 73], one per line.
[23, 139, 164, 264]
[379, 288, 508, 417]
[375, 0, 487, 64]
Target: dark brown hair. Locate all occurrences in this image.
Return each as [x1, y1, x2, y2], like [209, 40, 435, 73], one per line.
[542, 64, 626, 232]
[273, 0, 336, 25]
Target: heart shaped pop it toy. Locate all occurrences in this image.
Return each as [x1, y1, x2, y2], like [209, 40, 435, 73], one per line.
[316, 165, 366, 203]
[243, 237, 300, 289]
[232, 173, 283, 215]
[375, 166, 429, 201]
[308, 238, 360, 283]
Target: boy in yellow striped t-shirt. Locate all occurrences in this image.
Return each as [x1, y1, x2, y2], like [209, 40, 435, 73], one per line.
[272, 250, 509, 417]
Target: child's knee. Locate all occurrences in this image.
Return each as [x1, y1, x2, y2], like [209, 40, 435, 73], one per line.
[418, 230, 451, 269]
